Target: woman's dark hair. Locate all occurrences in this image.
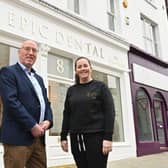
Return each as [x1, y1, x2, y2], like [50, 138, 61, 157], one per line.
[74, 56, 92, 84]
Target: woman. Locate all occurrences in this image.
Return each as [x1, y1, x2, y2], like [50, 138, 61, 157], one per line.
[61, 57, 115, 168]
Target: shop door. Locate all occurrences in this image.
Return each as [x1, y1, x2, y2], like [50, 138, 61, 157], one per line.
[154, 100, 167, 147]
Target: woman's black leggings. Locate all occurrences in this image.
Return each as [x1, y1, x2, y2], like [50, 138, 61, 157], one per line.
[70, 132, 108, 168]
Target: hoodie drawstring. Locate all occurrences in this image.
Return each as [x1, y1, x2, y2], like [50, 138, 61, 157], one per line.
[77, 134, 86, 152]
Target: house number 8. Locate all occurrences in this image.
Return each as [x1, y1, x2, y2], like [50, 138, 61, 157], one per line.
[56, 59, 64, 73]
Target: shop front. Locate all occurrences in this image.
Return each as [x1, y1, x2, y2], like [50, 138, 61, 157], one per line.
[0, 0, 136, 167]
[129, 46, 168, 156]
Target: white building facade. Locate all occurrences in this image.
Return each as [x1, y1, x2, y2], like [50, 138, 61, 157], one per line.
[0, 0, 168, 167]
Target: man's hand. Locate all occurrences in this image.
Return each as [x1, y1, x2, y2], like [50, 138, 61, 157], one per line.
[39, 120, 50, 131]
[31, 123, 45, 137]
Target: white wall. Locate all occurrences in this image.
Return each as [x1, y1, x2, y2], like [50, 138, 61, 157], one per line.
[44, 0, 67, 10]
[120, 0, 168, 61]
[44, 0, 168, 61]
[86, 0, 108, 30]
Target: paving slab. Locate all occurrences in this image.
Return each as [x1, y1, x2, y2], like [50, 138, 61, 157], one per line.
[49, 152, 168, 168]
[109, 152, 168, 168]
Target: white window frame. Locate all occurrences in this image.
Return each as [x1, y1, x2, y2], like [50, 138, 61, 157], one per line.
[141, 16, 160, 57]
[68, 0, 79, 14]
[107, 0, 116, 31]
[107, 0, 120, 32]
[67, 0, 86, 16]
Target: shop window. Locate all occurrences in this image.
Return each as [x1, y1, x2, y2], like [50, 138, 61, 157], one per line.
[47, 54, 73, 135]
[48, 81, 70, 135]
[136, 88, 154, 141]
[92, 70, 124, 142]
[47, 55, 124, 141]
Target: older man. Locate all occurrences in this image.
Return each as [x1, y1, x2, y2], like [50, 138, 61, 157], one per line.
[0, 40, 53, 168]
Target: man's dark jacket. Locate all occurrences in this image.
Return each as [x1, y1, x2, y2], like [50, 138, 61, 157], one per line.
[0, 63, 53, 145]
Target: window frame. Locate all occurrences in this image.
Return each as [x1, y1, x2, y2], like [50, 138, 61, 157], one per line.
[141, 15, 159, 57]
[47, 53, 74, 136]
[145, 0, 157, 8]
[67, 0, 80, 14]
[107, 0, 116, 31]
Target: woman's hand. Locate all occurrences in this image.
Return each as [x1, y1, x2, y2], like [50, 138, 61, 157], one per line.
[102, 140, 112, 155]
[61, 140, 68, 152]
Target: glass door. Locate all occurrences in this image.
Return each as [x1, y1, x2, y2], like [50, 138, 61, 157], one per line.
[154, 100, 166, 146]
